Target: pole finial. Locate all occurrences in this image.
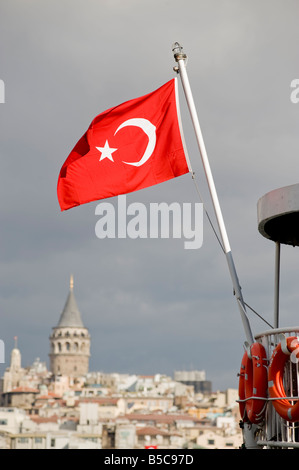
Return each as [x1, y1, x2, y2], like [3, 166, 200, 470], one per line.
[172, 42, 184, 56]
[70, 274, 74, 291]
[172, 42, 187, 72]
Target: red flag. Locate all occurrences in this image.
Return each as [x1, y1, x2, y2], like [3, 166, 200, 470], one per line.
[57, 78, 191, 211]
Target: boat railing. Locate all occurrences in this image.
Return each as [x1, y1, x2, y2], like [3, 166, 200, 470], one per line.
[254, 327, 299, 448]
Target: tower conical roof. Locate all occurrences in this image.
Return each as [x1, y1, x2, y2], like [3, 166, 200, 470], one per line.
[56, 275, 84, 328]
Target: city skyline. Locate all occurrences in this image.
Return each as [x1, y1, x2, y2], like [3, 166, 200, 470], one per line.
[1, 276, 214, 389]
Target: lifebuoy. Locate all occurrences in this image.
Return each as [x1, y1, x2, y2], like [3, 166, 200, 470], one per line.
[238, 350, 249, 422]
[268, 336, 299, 422]
[245, 342, 268, 423]
[238, 342, 268, 424]
[238, 351, 248, 422]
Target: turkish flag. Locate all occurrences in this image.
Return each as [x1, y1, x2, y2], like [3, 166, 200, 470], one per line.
[57, 78, 191, 211]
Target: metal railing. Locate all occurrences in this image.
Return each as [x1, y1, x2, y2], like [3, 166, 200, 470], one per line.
[254, 327, 299, 448]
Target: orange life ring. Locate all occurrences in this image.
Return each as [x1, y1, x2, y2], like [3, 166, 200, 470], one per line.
[238, 342, 268, 424]
[244, 342, 268, 423]
[238, 351, 248, 422]
[268, 336, 299, 422]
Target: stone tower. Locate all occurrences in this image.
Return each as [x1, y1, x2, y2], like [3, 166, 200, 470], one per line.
[49, 276, 90, 377]
[2, 337, 25, 392]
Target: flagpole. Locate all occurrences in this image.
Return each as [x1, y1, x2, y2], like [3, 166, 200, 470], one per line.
[172, 42, 254, 345]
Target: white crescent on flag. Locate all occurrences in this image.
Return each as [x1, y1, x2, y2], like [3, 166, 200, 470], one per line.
[114, 118, 156, 167]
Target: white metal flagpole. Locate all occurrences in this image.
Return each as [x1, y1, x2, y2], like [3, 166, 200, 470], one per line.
[172, 42, 254, 345]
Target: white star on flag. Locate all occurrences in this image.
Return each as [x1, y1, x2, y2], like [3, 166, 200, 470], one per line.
[96, 140, 118, 162]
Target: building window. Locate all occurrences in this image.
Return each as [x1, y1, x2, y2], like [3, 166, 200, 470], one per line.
[0, 420, 7, 425]
[50, 438, 55, 447]
[207, 439, 214, 445]
[35, 437, 42, 443]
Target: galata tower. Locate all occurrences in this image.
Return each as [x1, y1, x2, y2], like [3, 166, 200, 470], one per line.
[49, 275, 90, 377]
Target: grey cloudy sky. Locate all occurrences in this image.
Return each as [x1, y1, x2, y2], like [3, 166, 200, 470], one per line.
[0, 0, 298, 390]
